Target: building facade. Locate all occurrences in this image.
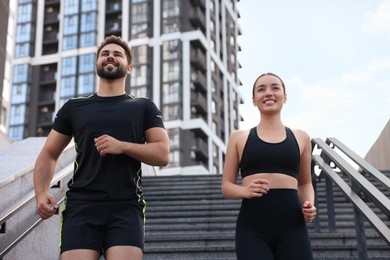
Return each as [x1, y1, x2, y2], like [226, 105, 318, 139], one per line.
[3, 0, 243, 175]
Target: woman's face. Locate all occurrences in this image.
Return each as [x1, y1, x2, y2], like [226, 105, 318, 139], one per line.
[252, 74, 287, 114]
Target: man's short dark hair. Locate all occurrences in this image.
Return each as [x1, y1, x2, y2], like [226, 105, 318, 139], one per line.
[96, 35, 132, 65]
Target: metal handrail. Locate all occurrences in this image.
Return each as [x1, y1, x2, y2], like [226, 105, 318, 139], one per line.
[0, 164, 73, 258]
[326, 137, 390, 190]
[314, 138, 390, 216]
[311, 137, 390, 253]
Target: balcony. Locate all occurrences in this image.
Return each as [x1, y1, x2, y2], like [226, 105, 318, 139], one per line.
[44, 12, 60, 24]
[39, 71, 56, 84]
[191, 137, 208, 161]
[189, 0, 205, 10]
[191, 92, 207, 116]
[43, 31, 58, 44]
[188, 7, 205, 32]
[190, 49, 206, 72]
[191, 70, 206, 94]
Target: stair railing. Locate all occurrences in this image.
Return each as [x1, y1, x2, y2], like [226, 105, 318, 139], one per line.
[311, 137, 390, 260]
[0, 163, 74, 259]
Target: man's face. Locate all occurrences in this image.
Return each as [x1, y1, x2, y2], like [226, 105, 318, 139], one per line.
[96, 43, 131, 80]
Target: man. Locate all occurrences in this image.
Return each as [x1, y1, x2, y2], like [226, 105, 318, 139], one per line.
[34, 35, 169, 260]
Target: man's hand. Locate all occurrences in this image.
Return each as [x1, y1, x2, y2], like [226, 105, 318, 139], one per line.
[94, 134, 124, 156]
[36, 193, 58, 219]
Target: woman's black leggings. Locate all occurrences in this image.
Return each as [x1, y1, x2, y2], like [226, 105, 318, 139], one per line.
[235, 189, 313, 260]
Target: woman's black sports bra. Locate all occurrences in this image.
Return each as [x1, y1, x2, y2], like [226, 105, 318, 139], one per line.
[239, 127, 300, 179]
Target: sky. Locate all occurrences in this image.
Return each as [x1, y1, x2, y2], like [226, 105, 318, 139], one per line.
[236, 0, 390, 158]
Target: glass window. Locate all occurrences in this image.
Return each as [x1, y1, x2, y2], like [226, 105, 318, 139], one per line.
[131, 86, 148, 98]
[162, 82, 180, 104]
[163, 104, 180, 120]
[211, 100, 216, 114]
[163, 61, 180, 81]
[17, 4, 33, 23]
[132, 3, 148, 23]
[131, 23, 149, 38]
[168, 128, 180, 148]
[9, 104, 26, 125]
[162, 0, 179, 18]
[13, 64, 29, 83]
[61, 56, 77, 76]
[64, 0, 80, 15]
[81, 12, 96, 32]
[78, 73, 95, 95]
[15, 43, 30, 57]
[81, 0, 97, 12]
[79, 54, 95, 73]
[9, 126, 24, 141]
[63, 15, 79, 34]
[131, 65, 147, 86]
[163, 40, 179, 60]
[169, 150, 180, 167]
[63, 35, 78, 50]
[16, 24, 31, 43]
[11, 84, 28, 104]
[132, 45, 148, 64]
[60, 76, 76, 97]
[162, 19, 179, 33]
[80, 32, 96, 47]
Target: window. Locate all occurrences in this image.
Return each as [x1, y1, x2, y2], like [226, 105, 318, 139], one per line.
[80, 32, 96, 47]
[11, 84, 28, 104]
[17, 3, 33, 23]
[63, 15, 79, 34]
[78, 74, 95, 95]
[60, 77, 76, 97]
[131, 65, 147, 86]
[162, 0, 179, 18]
[79, 54, 95, 73]
[81, 12, 96, 32]
[9, 126, 24, 140]
[64, 0, 79, 15]
[61, 57, 77, 76]
[16, 24, 31, 43]
[163, 40, 179, 60]
[9, 104, 26, 125]
[169, 150, 180, 167]
[162, 105, 180, 120]
[132, 86, 148, 98]
[162, 61, 180, 81]
[162, 82, 180, 104]
[132, 45, 148, 64]
[13, 64, 29, 83]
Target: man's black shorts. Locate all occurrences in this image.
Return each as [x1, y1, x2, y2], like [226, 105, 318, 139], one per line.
[60, 201, 145, 253]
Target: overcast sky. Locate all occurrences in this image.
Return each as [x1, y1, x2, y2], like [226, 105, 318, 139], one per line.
[236, 0, 390, 157]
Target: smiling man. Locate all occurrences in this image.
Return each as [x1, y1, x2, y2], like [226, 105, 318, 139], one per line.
[33, 35, 169, 260]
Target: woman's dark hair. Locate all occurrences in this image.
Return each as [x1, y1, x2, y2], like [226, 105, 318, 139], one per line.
[96, 35, 132, 65]
[252, 72, 286, 98]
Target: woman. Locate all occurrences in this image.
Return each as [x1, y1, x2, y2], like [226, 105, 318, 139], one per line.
[222, 72, 316, 260]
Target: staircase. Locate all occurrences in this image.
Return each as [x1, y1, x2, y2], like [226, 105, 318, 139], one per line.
[142, 174, 390, 260]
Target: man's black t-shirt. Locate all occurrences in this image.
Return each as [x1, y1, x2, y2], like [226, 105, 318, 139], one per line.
[53, 93, 165, 205]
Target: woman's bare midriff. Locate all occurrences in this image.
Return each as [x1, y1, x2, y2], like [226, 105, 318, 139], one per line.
[242, 173, 298, 189]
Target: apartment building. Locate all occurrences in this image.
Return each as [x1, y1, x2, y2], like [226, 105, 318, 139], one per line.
[4, 0, 243, 175]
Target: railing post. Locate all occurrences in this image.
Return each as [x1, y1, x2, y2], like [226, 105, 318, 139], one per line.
[311, 161, 321, 233]
[322, 154, 337, 232]
[351, 181, 368, 260]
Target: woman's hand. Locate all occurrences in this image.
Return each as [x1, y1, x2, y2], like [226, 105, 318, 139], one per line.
[302, 201, 317, 223]
[243, 178, 270, 198]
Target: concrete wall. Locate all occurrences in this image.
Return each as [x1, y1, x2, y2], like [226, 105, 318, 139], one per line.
[0, 137, 158, 259]
[364, 119, 390, 171]
[0, 137, 75, 260]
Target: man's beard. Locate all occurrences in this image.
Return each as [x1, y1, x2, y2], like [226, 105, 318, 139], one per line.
[96, 63, 127, 80]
